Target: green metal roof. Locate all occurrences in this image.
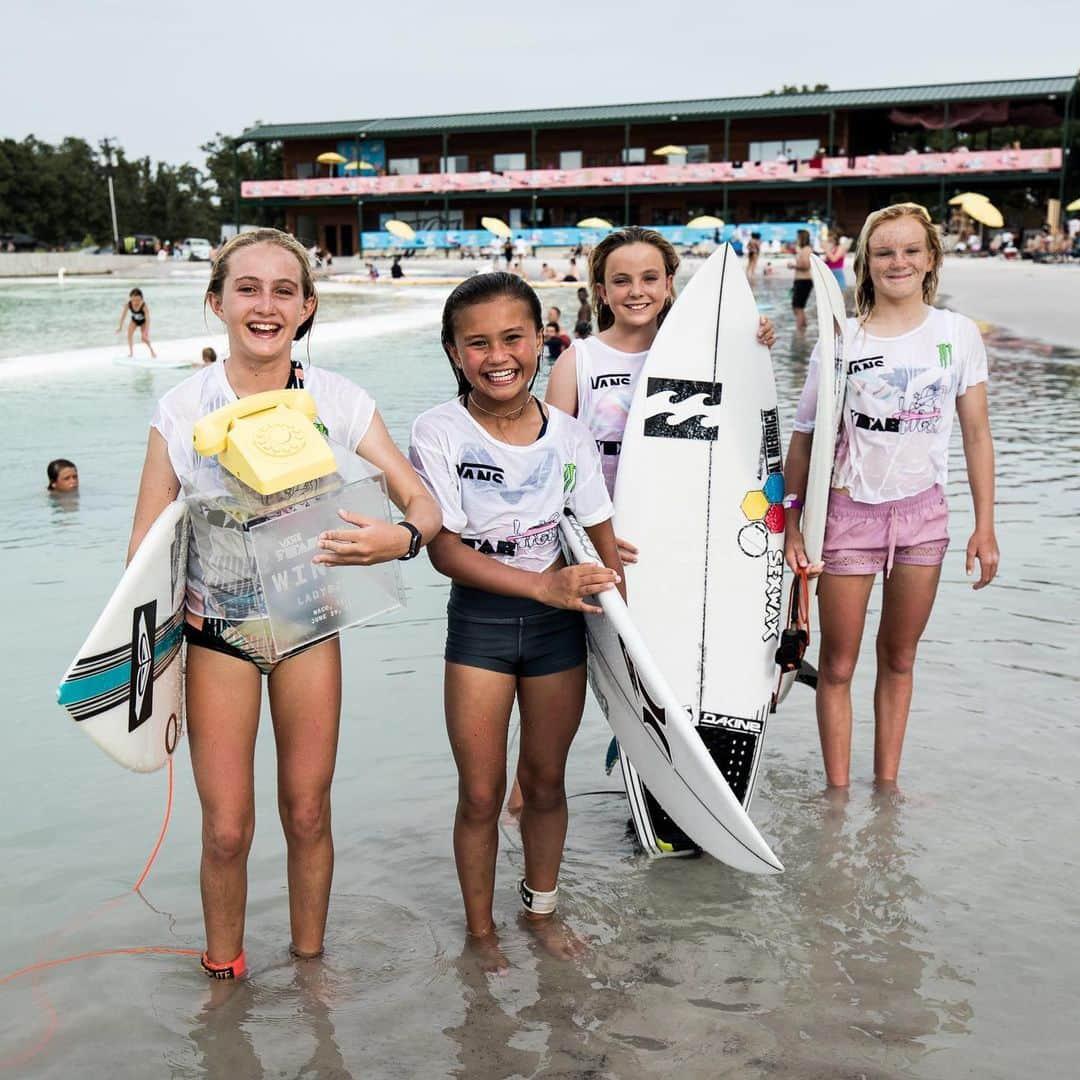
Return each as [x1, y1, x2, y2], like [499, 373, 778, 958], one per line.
[239, 75, 1077, 142]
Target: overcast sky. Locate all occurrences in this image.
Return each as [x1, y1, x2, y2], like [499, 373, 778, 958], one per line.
[5, 0, 1076, 167]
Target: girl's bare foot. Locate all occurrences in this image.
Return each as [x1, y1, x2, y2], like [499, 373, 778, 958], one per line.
[521, 913, 588, 960]
[465, 927, 509, 976]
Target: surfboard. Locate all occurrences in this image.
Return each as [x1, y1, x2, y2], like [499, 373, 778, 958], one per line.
[57, 501, 188, 772]
[113, 356, 193, 370]
[612, 243, 785, 856]
[559, 512, 782, 873]
[775, 256, 848, 705]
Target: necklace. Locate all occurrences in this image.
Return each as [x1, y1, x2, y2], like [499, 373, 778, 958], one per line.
[467, 393, 533, 421]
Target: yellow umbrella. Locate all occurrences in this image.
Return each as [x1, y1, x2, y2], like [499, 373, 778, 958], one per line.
[948, 192, 989, 205]
[344, 160, 376, 172]
[1067, 197, 1080, 212]
[961, 198, 1004, 229]
[384, 220, 416, 242]
[653, 145, 688, 157]
[577, 217, 614, 229]
[481, 216, 512, 238]
[316, 152, 347, 164]
[687, 215, 725, 229]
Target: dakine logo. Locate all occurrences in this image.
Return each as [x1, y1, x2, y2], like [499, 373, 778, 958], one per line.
[462, 537, 517, 556]
[851, 409, 900, 433]
[128, 600, 156, 733]
[617, 636, 672, 763]
[699, 711, 763, 734]
[848, 356, 884, 374]
[457, 461, 505, 484]
[591, 373, 632, 390]
[642, 378, 722, 441]
[762, 549, 783, 641]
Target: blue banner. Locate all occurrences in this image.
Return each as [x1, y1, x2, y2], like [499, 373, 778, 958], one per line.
[359, 222, 813, 251]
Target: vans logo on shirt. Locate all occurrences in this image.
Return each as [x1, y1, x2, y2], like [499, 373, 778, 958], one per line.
[457, 461, 505, 484]
[937, 343, 952, 368]
[848, 356, 884, 374]
[591, 373, 632, 389]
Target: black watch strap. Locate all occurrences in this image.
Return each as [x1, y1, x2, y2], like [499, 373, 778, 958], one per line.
[397, 521, 422, 561]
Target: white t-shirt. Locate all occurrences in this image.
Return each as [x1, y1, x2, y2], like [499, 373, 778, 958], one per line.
[151, 360, 376, 616]
[572, 336, 649, 497]
[409, 397, 612, 575]
[793, 307, 988, 504]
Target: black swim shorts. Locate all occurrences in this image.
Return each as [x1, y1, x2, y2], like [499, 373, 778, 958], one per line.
[791, 278, 814, 309]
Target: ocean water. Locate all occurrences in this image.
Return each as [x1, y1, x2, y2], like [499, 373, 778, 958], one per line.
[1, 269, 1077, 1079]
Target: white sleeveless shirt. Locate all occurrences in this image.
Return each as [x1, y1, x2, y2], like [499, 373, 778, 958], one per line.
[573, 336, 649, 496]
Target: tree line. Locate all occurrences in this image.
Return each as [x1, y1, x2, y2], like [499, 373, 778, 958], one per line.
[0, 134, 282, 248]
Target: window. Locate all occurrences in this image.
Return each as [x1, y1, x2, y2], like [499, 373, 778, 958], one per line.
[295, 162, 315, 179]
[621, 147, 646, 164]
[440, 155, 469, 173]
[748, 139, 819, 162]
[686, 144, 710, 164]
[559, 150, 582, 169]
[388, 158, 420, 175]
[494, 152, 527, 171]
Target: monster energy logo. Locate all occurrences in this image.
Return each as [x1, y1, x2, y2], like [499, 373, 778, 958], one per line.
[936, 343, 952, 368]
[563, 463, 577, 493]
[313, 418, 329, 437]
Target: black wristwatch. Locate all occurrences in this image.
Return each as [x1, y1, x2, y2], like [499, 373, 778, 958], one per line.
[397, 521, 422, 561]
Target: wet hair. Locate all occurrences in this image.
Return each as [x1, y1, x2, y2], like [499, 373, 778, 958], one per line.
[574, 319, 592, 338]
[576, 287, 589, 302]
[588, 226, 679, 331]
[202, 346, 217, 363]
[205, 227, 318, 341]
[852, 202, 942, 319]
[440, 272, 543, 396]
[128, 288, 144, 299]
[47, 458, 76, 489]
[796, 229, 811, 248]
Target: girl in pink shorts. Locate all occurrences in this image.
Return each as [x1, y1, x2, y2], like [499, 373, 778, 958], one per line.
[783, 203, 999, 788]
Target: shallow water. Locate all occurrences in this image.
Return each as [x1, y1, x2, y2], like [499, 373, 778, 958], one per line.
[1, 272, 1077, 1078]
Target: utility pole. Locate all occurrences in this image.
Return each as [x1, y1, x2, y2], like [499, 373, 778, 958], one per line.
[101, 138, 121, 252]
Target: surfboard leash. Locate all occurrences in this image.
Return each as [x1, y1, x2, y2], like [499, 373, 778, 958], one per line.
[0, 758, 199, 1071]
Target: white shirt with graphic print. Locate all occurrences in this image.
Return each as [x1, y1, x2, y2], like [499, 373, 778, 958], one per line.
[409, 398, 612, 575]
[793, 307, 988, 504]
[151, 360, 376, 617]
[572, 336, 649, 497]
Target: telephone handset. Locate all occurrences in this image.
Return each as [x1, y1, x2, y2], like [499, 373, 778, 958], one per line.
[193, 389, 336, 496]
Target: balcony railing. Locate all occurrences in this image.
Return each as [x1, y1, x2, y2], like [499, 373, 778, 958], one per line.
[244, 148, 1061, 200]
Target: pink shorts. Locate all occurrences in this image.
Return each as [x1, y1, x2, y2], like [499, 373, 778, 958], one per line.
[822, 485, 949, 577]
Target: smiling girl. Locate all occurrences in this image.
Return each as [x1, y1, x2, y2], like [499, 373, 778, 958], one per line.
[127, 228, 440, 978]
[409, 273, 622, 970]
[784, 203, 998, 788]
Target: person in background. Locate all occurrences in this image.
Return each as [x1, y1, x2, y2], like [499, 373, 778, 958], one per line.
[573, 320, 592, 340]
[47, 458, 78, 492]
[562, 257, 581, 282]
[199, 347, 217, 366]
[825, 233, 849, 288]
[790, 229, 814, 331]
[541, 263, 559, 281]
[391, 256, 404, 279]
[575, 287, 591, 327]
[746, 231, 762, 279]
[543, 321, 570, 361]
[116, 287, 157, 359]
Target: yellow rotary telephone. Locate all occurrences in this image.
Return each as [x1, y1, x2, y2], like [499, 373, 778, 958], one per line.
[193, 389, 336, 496]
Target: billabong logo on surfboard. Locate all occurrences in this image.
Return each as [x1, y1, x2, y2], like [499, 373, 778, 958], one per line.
[617, 636, 672, 763]
[642, 378, 723, 441]
[128, 600, 156, 733]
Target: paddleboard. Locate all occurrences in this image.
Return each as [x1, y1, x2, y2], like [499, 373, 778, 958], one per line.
[559, 512, 782, 873]
[114, 356, 193, 370]
[57, 501, 188, 772]
[613, 244, 785, 856]
[775, 256, 847, 704]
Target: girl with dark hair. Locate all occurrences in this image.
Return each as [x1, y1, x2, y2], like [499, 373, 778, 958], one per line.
[47, 458, 78, 491]
[409, 272, 623, 971]
[116, 287, 157, 359]
[127, 228, 440, 979]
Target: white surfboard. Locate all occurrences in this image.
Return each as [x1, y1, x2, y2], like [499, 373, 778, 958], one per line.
[775, 256, 848, 704]
[613, 244, 785, 855]
[560, 512, 781, 873]
[57, 501, 188, 772]
[113, 356, 193, 370]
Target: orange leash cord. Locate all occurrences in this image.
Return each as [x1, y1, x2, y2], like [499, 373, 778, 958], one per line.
[0, 758, 200, 1071]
